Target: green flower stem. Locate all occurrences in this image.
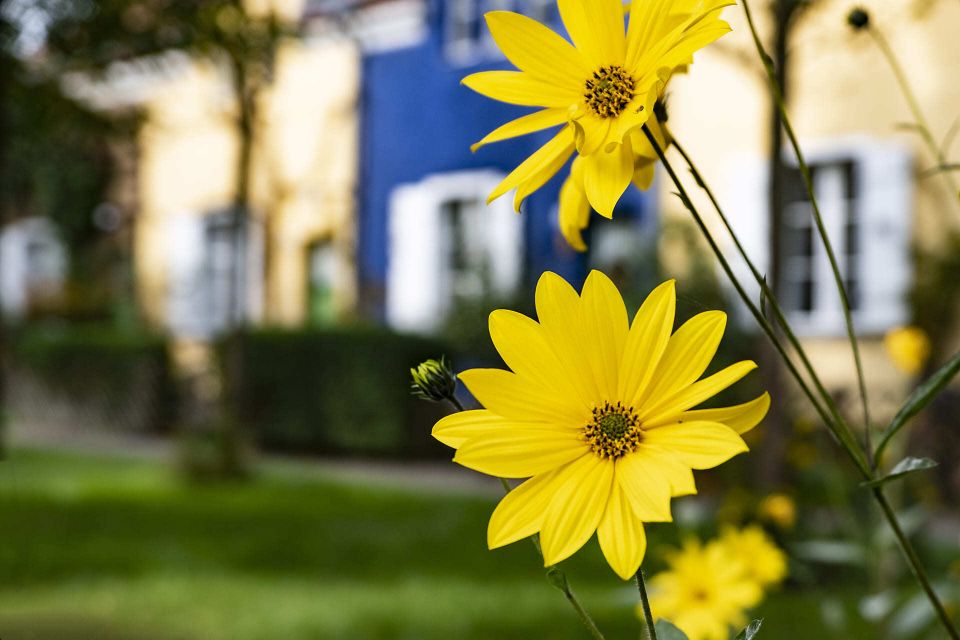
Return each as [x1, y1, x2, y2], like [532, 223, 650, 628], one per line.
[635, 570, 658, 640]
[872, 486, 959, 640]
[868, 25, 960, 209]
[446, 398, 604, 639]
[641, 124, 871, 476]
[666, 127, 858, 452]
[740, 0, 874, 467]
[644, 124, 960, 640]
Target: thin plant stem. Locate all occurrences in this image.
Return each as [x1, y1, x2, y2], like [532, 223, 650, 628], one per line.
[869, 26, 960, 209]
[872, 487, 959, 638]
[667, 128, 858, 449]
[446, 396, 601, 639]
[740, 0, 874, 466]
[647, 128, 960, 640]
[636, 570, 658, 640]
[642, 125, 871, 476]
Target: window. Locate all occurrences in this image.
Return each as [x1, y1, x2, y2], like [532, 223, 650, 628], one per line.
[440, 197, 493, 312]
[444, 0, 529, 64]
[167, 210, 263, 338]
[307, 239, 338, 326]
[387, 170, 523, 332]
[728, 139, 912, 336]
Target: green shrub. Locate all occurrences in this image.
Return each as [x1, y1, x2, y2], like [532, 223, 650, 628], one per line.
[223, 326, 452, 458]
[9, 324, 172, 433]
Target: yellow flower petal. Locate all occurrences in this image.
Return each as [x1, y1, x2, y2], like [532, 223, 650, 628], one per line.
[540, 454, 615, 566]
[484, 11, 591, 87]
[488, 127, 575, 204]
[643, 445, 697, 496]
[583, 138, 634, 218]
[572, 113, 613, 156]
[558, 159, 592, 252]
[632, 161, 655, 191]
[454, 428, 588, 478]
[488, 309, 592, 412]
[638, 310, 726, 408]
[432, 409, 505, 449]
[619, 279, 676, 407]
[640, 360, 758, 424]
[642, 421, 748, 469]
[513, 136, 576, 212]
[558, 0, 627, 66]
[471, 108, 569, 152]
[624, 0, 674, 69]
[462, 70, 581, 108]
[488, 467, 567, 549]
[535, 272, 603, 400]
[580, 270, 629, 400]
[676, 392, 771, 435]
[458, 368, 582, 425]
[597, 483, 648, 580]
[615, 450, 673, 521]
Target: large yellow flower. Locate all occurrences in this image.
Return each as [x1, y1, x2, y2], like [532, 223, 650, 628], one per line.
[464, 0, 732, 217]
[648, 537, 764, 640]
[432, 271, 769, 579]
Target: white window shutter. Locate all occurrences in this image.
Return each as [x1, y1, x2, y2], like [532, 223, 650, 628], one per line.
[723, 154, 770, 327]
[167, 213, 208, 337]
[856, 143, 913, 333]
[386, 183, 444, 333]
[485, 193, 524, 297]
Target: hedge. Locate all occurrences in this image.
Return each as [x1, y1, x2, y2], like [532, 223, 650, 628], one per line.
[222, 326, 452, 458]
[8, 325, 173, 433]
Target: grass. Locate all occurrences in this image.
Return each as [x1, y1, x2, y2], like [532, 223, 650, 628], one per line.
[0, 448, 877, 639]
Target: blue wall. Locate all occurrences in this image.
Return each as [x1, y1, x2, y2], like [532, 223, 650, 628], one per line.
[357, 0, 652, 315]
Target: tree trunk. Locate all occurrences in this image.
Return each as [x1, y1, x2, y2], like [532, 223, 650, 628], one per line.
[0, 19, 12, 458]
[757, 0, 803, 487]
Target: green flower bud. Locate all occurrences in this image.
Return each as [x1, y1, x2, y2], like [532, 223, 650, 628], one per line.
[410, 356, 458, 403]
[847, 7, 870, 30]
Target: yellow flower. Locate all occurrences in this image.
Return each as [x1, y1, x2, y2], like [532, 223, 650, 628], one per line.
[758, 492, 797, 531]
[464, 0, 732, 218]
[717, 525, 788, 587]
[884, 326, 931, 375]
[558, 118, 669, 251]
[648, 537, 764, 640]
[432, 271, 768, 579]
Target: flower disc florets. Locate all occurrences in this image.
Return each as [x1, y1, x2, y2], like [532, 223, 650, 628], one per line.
[584, 66, 636, 118]
[584, 401, 642, 459]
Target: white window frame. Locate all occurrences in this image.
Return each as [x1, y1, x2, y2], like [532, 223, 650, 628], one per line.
[725, 137, 913, 337]
[386, 169, 522, 333]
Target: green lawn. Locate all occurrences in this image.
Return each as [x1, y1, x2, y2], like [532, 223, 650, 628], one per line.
[0, 448, 872, 639]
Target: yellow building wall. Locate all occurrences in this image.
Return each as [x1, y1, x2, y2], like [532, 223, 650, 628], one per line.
[134, 23, 359, 330]
[661, 0, 960, 416]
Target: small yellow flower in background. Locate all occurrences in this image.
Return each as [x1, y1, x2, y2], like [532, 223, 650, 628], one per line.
[884, 326, 931, 375]
[433, 271, 768, 579]
[463, 0, 732, 234]
[717, 525, 788, 587]
[758, 492, 797, 531]
[647, 536, 764, 640]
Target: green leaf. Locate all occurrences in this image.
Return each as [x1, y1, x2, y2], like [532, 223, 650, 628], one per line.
[734, 619, 763, 640]
[875, 350, 960, 461]
[655, 619, 690, 640]
[862, 457, 938, 488]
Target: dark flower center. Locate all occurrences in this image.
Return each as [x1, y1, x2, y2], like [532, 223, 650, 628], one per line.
[584, 401, 642, 459]
[584, 65, 636, 118]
